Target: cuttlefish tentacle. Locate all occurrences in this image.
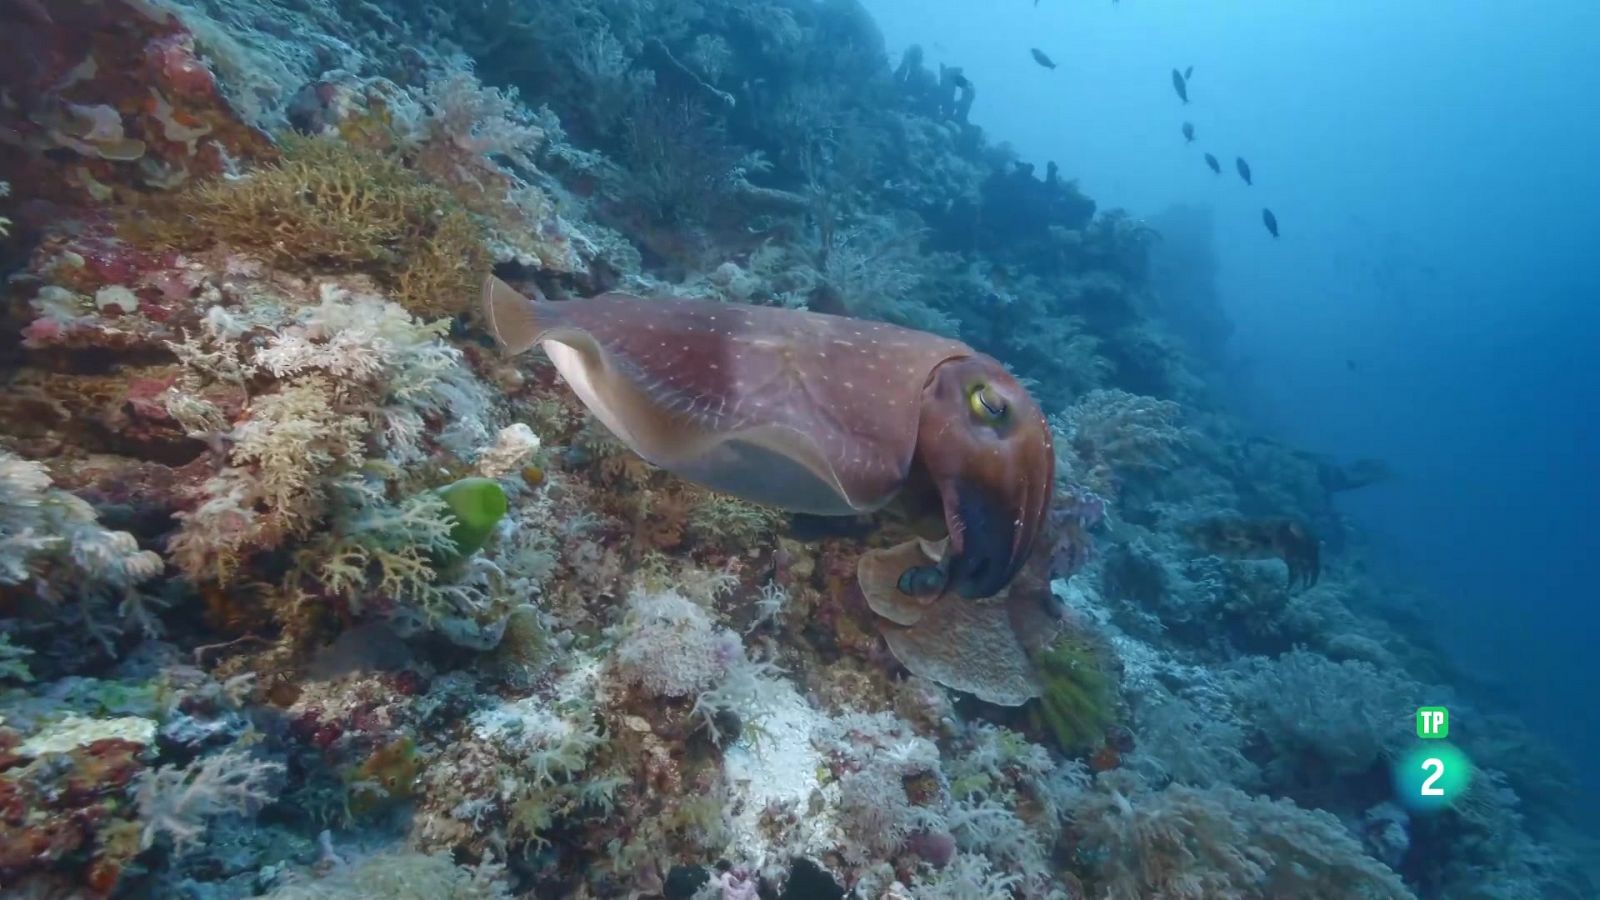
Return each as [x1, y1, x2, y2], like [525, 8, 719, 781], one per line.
[482, 276, 1054, 602]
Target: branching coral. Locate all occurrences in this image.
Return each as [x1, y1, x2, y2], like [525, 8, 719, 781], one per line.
[1131, 687, 1260, 789]
[610, 586, 743, 699]
[415, 67, 545, 175]
[0, 450, 164, 643]
[159, 135, 489, 316]
[607, 585, 784, 742]
[261, 848, 511, 900]
[1053, 389, 1190, 498]
[294, 481, 465, 616]
[686, 492, 783, 552]
[1228, 649, 1423, 780]
[169, 286, 493, 584]
[1065, 771, 1416, 899]
[416, 664, 612, 854]
[622, 95, 744, 224]
[135, 745, 284, 853]
[810, 213, 958, 335]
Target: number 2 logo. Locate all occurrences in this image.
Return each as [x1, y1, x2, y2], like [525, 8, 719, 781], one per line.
[1420, 757, 1445, 796]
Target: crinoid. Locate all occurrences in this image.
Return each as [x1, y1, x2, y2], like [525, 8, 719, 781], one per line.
[1187, 515, 1321, 590]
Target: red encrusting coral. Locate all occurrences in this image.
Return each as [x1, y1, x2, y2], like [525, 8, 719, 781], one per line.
[0, 735, 147, 895]
[0, 0, 272, 230]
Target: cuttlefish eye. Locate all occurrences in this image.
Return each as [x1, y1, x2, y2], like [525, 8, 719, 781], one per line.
[967, 382, 1009, 425]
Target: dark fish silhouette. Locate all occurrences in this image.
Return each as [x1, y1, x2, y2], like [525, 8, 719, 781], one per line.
[1031, 48, 1056, 69]
[1171, 68, 1188, 103]
[1184, 65, 1194, 80]
[951, 73, 971, 89]
[1181, 122, 1195, 143]
[1203, 153, 1221, 174]
[1236, 156, 1253, 185]
[1262, 207, 1279, 238]
[1346, 359, 1357, 372]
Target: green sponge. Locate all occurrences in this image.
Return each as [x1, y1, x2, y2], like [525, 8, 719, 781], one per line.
[436, 477, 508, 561]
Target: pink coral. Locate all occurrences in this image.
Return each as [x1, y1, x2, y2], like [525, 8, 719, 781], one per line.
[143, 34, 215, 98]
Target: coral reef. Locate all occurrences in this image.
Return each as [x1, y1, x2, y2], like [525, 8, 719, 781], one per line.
[0, 0, 1589, 898]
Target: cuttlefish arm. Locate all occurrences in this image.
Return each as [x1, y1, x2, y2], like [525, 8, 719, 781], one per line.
[897, 352, 1056, 599]
[483, 276, 1054, 599]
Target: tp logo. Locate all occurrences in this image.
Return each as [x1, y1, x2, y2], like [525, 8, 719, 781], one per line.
[1416, 706, 1448, 739]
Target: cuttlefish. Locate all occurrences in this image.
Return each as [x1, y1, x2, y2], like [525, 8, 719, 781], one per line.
[483, 276, 1059, 702]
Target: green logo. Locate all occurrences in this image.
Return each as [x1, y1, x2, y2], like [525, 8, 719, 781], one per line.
[1393, 743, 1473, 813]
[1416, 706, 1449, 739]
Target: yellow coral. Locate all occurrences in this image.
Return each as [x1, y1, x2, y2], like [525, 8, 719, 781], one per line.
[162, 136, 489, 316]
[230, 376, 367, 529]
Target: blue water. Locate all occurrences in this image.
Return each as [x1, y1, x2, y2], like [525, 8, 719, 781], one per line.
[863, 0, 1600, 798]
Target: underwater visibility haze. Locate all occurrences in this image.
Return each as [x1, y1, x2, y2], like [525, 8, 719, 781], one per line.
[0, 0, 1594, 897]
[867, 0, 1600, 802]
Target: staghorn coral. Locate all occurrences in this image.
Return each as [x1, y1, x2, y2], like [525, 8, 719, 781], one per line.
[158, 135, 489, 317]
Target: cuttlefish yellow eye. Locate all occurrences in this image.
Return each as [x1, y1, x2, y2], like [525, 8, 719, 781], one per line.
[967, 382, 1008, 424]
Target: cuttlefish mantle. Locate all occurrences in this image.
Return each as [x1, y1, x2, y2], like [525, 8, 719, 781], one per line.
[483, 276, 1056, 605]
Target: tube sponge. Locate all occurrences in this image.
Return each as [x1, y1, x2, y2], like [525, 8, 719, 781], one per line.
[436, 477, 508, 561]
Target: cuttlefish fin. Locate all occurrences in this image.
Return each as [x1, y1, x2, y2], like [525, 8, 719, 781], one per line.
[483, 275, 550, 356]
[486, 275, 711, 464]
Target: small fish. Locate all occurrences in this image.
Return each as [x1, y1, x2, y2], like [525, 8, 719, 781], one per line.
[1184, 65, 1194, 80]
[1262, 207, 1279, 238]
[1171, 68, 1188, 103]
[952, 73, 972, 90]
[1203, 152, 1221, 174]
[1236, 156, 1253, 185]
[1031, 48, 1056, 69]
[1181, 121, 1195, 143]
[1346, 359, 1357, 372]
